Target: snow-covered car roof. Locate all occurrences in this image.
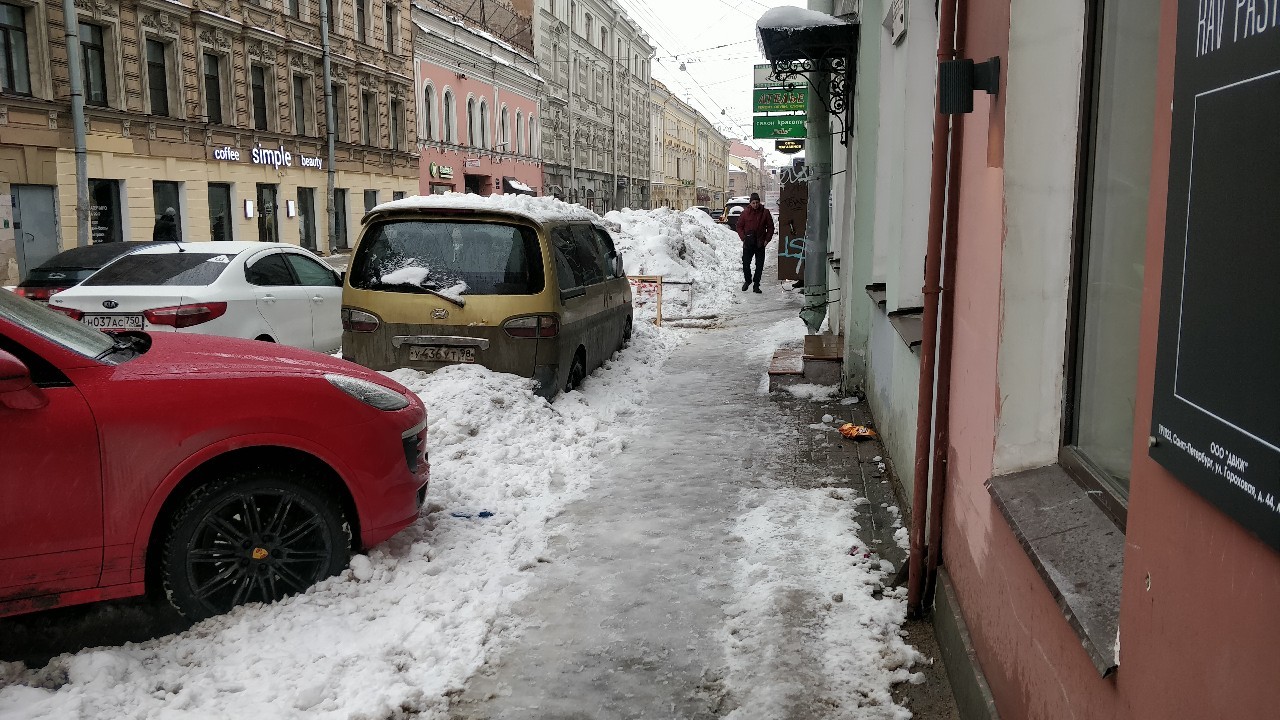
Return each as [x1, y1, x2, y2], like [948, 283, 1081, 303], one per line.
[367, 192, 601, 225]
[121, 241, 303, 256]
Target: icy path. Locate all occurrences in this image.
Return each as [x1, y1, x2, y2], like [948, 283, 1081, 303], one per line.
[450, 291, 920, 720]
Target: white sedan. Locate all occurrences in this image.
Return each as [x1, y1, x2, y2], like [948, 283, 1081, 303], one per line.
[48, 242, 344, 353]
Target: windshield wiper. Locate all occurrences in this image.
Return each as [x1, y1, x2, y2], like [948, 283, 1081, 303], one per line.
[94, 334, 140, 361]
[370, 280, 465, 307]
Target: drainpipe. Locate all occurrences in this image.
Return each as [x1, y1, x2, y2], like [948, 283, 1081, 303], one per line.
[569, 47, 577, 202]
[799, 0, 833, 333]
[61, 0, 89, 247]
[907, 0, 961, 618]
[611, 12, 619, 210]
[320, 0, 337, 251]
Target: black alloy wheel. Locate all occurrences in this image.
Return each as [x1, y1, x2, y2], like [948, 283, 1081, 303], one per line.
[162, 470, 350, 620]
[565, 352, 587, 393]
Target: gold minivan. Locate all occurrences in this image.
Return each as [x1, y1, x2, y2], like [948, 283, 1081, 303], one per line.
[340, 197, 633, 398]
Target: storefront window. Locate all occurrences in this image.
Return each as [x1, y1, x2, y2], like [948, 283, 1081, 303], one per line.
[257, 184, 279, 243]
[88, 179, 122, 243]
[1067, 0, 1161, 504]
[152, 181, 182, 241]
[332, 188, 349, 250]
[209, 183, 232, 242]
[298, 187, 317, 250]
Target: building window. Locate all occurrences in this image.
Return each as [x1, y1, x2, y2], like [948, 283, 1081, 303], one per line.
[390, 98, 402, 151]
[392, 190, 406, 200]
[422, 83, 434, 140]
[356, 0, 367, 43]
[251, 64, 270, 131]
[79, 22, 108, 107]
[89, 179, 122, 243]
[332, 188, 349, 250]
[152, 181, 182, 241]
[600, 28, 607, 53]
[203, 53, 223, 124]
[0, 2, 30, 95]
[289, 0, 300, 18]
[443, 89, 455, 143]
[1065, 0, 1161, 507]
[584, 13, 592, 41]
[298, 187, 316, 250]
[384, 3, 396, 52]
[500, 106, 509, 151]
[479, 99, 489, 149]
[330, 82, 347, 141]
[363, 189, 378, 212]
[145, 39, 170, 116]
[209, 183, 232, 242]
[361, 90, 376, 145]
[466, 97, 476, 146]
[515, 112, 523, 154]
[293, 74, 311, 136]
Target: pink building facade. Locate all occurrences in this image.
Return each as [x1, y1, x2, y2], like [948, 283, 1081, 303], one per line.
[412, 8, 543, 198]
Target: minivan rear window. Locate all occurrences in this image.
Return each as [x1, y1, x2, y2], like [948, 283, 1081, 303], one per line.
[82, 253, 236, 286]
[350, 220, 544, 296]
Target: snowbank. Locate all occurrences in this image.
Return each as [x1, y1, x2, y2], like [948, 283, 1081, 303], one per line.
[369, 191, 600, 224]
[757, 6, 850, 30]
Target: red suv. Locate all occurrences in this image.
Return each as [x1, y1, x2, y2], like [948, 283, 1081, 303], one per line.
[0, 289, 428, 620]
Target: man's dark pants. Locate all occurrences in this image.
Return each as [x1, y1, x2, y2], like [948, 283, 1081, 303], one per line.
[742, 240, 767, 287]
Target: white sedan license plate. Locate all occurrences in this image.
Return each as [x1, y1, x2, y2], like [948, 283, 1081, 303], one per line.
[83, 314, 144, 330]
[408, 345, 476, 363]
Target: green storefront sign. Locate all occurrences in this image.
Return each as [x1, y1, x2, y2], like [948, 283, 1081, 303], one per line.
[753, 87, 807, 113]
[753, 115, 806, 139]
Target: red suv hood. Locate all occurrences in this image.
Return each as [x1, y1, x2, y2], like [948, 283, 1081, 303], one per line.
[117, 332, 400, 388]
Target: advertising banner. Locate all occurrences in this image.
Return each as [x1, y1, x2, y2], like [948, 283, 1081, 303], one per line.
[753, 115, 806, 139]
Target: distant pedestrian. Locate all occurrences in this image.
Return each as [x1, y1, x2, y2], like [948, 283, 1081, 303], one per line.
[736, 193, 775, 293]
[153, 207, 178, 243]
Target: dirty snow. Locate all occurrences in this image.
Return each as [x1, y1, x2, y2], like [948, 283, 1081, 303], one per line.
[0, 204, 920, 719]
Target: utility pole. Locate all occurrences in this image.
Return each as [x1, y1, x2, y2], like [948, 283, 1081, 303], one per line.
[320, 0, 337, 251]
[800, 0, 834, 333]
[61, 0, 89, 247]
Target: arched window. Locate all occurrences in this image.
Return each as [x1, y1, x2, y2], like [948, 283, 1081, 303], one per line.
[422, 83, 435, 141]
[500, 106, 510, 151]
[479, 99, 490, 149]
[515, 112, 523, 154]
[443, 90, 455, 143]
[466, 97, 476, 146]
[529, 114, 536, 158]
[585, 13, 592, 41]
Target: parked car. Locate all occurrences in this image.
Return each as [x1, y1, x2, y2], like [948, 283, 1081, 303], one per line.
[690, 205, 713, 216]
[14, 242, 151, 304]
[720, 196, 752, 231]
[340, 195, 633, 398]
[48, 242, 344, 353]
[0, 289, 429, 619]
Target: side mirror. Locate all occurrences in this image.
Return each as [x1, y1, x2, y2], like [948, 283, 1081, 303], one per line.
[613, 255, 624, 278]
[0, 348, 47, 410]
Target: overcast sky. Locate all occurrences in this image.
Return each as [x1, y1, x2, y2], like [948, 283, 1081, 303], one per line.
[614, 0, 808, 159]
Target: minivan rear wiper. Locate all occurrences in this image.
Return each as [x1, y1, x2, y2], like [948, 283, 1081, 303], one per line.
[368, 280, 466, 307]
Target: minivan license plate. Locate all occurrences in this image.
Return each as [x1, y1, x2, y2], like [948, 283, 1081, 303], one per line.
[83, 314, 144, 330]
[408, 345, 476, 363]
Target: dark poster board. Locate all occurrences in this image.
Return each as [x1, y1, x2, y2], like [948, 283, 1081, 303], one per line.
[1150, 2, 1280, 551]
[777, 181, 808, 282]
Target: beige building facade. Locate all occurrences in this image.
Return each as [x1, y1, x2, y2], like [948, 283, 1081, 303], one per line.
[648, 79, 728, 210]
[1, 0, 419, 285]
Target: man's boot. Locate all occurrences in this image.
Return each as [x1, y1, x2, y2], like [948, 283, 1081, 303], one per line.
[753, 284, 763, 294]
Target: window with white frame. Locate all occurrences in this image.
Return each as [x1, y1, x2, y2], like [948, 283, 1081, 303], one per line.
[422, 83, 435, 141]
[0, 1, 30, 95]
[500, 106, 509, 151]
[443, 89, 455, 143]
[466, 96, 476, 146]
[79, 21, 109, 107]
[515, 112, 523, 154]
[479, 99, 490, 149]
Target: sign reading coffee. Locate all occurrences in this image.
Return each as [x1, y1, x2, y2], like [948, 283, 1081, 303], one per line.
[1149, 1, 1280, 551]
[211, 144, 323, 171]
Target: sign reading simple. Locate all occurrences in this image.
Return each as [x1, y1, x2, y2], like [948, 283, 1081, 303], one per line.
[753, 115, 806, 139]
[753, 87, 807, 113]
[775, 139, 805, 154]
[1149, 0, 1280, 551]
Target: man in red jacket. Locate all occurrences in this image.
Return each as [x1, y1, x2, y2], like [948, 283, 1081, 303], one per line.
[736, 193, 775, 293]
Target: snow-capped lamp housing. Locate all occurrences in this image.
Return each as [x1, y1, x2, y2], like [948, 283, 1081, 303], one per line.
[755, 7, 860, 145]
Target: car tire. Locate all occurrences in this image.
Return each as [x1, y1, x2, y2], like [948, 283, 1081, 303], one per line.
[622, 317, 633, 345]
[564, 352, 587, 393]
[161, 468, 351, 621]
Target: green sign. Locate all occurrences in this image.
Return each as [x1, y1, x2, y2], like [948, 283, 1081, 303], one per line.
[754, 87, 807, 113]
[753, 115, 806, 139]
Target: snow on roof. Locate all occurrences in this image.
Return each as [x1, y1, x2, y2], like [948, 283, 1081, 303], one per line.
[370, 192, 601, 224]
[756, 7, 850, 30]
[729, 164, 745, 173]
[127, 241, 294, 255]
[506, 179, 534, 193]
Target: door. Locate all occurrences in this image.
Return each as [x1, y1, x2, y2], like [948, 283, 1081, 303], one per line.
[88, 179, 123, 244]
[332, 188, 349, 251]
[152, 181, 182, 241]
[11, 185, 59, 281]
[243, 251, 310, 347]
[0, 336, 103, 599]
[209, 183, 233, 241]
[282, 252, 342, 351]
[590, 225, 630, 351]
[256, 184, 279, 243]
[551, 223, 609, 370]
[298, 188, 317, 250]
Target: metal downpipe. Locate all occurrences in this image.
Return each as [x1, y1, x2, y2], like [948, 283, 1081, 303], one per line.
[321, 1, 337, 252]
[61, 0, 89, 247]
[906, 0, 960, 619]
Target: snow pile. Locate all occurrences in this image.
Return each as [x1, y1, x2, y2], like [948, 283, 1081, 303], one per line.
[723, 488, 922, 719]
[0, 330, 683, 720]
[371, 191, 600, 224]
[603, 207, 742, 319]
[757, 6, 850, 30]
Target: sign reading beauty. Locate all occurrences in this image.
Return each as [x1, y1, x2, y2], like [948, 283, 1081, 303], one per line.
[1149, 0, 1280, 551]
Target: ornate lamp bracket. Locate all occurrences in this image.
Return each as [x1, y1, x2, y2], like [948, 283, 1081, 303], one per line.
[769, 50, 855, 145]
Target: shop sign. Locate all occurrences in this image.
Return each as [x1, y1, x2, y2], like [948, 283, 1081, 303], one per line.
[465, 158, 481, 168]
[753, 115, 806, 139]
[753, 87, 807, 113]
[213, 144, 322, 171]
[1149, 0, 1280, 551]
[429, 162, 455, 179]
[776, 139, 806, 154]
[213, 146, 242, 162]
[754, 62, 800, 88]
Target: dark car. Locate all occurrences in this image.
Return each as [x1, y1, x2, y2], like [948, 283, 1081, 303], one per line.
[15, 242, 151, 303]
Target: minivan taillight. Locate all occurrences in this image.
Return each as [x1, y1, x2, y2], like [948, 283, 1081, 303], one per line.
[342, 307, 381, 333]
[48, 304, 84, 320]
[503, 314, 559, 338]
[144, 302, 228, 328]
